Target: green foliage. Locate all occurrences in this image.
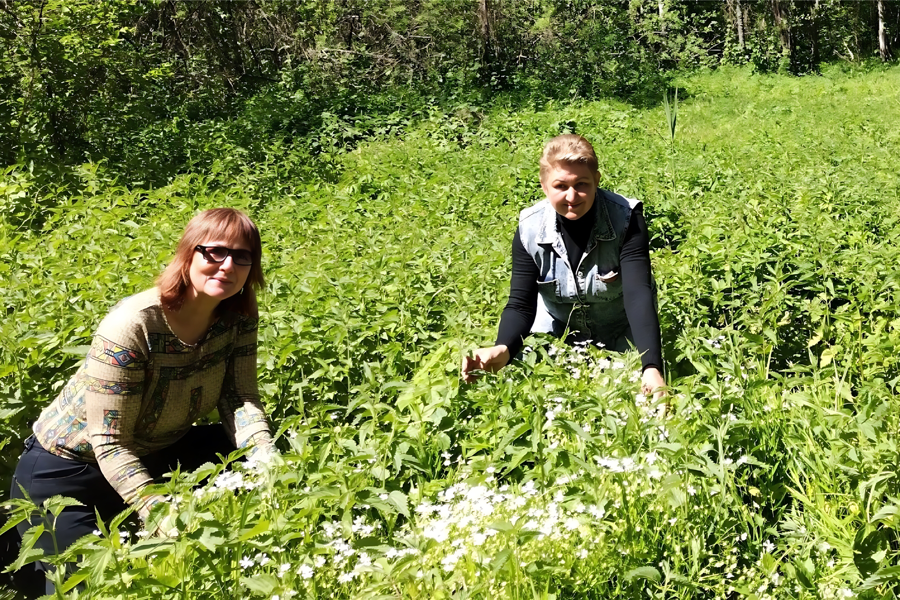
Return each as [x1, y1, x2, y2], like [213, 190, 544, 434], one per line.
[3, 66, 900, 597]
[4, 0, 836, 184]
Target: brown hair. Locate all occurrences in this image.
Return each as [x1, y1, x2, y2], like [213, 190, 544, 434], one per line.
[539, 134, 599, 181]
[157, 208, 264, 316]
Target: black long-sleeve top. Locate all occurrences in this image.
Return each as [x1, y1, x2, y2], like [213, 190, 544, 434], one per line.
[495, 204, 663, 371]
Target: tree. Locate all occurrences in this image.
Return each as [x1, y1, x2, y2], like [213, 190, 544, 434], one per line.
[877, 0, 892, 60]
[770, 0, 792, 68]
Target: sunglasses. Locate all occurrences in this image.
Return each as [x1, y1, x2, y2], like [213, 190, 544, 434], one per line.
[194, 245, 254, 266]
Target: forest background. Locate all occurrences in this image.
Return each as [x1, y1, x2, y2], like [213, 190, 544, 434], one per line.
[1, 0, 898, 181]
[2, 0, 900, 598]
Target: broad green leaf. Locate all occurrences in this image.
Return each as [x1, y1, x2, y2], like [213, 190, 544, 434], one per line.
[625, 566, 661, 583]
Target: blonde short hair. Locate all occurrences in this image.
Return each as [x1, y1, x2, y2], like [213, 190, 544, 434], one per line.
[539, 134, 598, 181]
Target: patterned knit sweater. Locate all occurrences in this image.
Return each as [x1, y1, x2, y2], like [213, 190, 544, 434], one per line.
[32, 289, 273, 516]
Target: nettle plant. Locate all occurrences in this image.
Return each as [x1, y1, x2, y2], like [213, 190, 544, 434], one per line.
[3, 340, 840, 599]
[3, 67, 900, 598]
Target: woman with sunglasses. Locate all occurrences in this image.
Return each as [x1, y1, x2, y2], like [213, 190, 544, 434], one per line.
[9, 208, 275, 593]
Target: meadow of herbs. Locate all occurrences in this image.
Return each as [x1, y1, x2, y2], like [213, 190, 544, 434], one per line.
[2, 65, 900, 598]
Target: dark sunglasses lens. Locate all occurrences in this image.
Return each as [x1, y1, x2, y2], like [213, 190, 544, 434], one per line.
[232, 250, 253, 266]
[205, 247, 230, 262]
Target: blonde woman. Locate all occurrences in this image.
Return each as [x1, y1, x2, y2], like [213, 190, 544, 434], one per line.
[462, 134, 665, 397]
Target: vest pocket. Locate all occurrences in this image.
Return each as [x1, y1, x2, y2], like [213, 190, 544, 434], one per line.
[597, 270, 619, 283]
[537, 278, 561, 301]
[591, 270, 623, 299]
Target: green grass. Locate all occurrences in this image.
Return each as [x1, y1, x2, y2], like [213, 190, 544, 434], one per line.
[2, 65, 900, 598]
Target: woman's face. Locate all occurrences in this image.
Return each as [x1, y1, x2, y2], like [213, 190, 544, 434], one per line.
[541, 162, 600, 221]
[188, 238, 252, 303]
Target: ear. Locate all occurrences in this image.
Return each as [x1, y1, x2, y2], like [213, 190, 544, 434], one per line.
[592, 170, 600, 187]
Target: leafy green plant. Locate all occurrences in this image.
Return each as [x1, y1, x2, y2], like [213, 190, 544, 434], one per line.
[2, 65, 900, 598]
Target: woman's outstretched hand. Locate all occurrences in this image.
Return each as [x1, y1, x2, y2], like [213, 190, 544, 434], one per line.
[641, 366, 667, 402]
[461, 345, 510, 383]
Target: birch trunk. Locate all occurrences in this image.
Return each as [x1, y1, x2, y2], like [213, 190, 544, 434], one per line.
[877, 0, 892, 61]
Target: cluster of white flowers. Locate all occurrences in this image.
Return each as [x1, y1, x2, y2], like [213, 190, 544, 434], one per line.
[92, 528, 130, 543]
[213, 469, 254, 492]
[634, 392, 668, 424]
[544, 396, 567, 428]
[679, 399, 704, 417]
[239, 552, 272, 569]
[313, 515, 415, 584]
[706, 335, 726, 349]
[404, 478, 605, 575]
[594, 455, 639, 473]
[198, 450, 280, 498]
[244, 448, 277, 471]
[593, 447, 674, 484]
[546, 341, 634, 385]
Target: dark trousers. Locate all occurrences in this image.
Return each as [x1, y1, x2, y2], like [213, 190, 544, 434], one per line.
[8, 425, 235, 595]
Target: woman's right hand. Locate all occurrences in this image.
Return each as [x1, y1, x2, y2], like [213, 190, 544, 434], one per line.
[142, 500, 179, 538]
[461, 345, 510, 383]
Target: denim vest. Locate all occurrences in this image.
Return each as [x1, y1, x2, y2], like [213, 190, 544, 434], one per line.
[518, 189, 640, 351]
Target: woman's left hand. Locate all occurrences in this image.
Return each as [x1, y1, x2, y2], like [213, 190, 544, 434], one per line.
[641, 367, 667, 402]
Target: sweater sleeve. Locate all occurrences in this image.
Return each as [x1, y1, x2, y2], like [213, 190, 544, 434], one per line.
[84, 314, 159, 518]
[619, 205, 663, 372]
[495, 226, 539, 358]
[217, 316, 273, 454]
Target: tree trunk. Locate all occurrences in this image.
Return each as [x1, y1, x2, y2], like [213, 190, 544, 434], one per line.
[659, 0, 665, 33]
[877, 0, 892, 61]
[735, 0, 745, 51]
[478, 0, 495, 53]
[810, 0, 820, 68]
[770, 0, 792, 67]
[477, 0, 499, 71]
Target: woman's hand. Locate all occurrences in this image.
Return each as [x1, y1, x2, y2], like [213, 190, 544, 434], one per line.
[142, 500, 179, 538]
[641, 367, 667, 402]
[461, 345, 510, 383]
